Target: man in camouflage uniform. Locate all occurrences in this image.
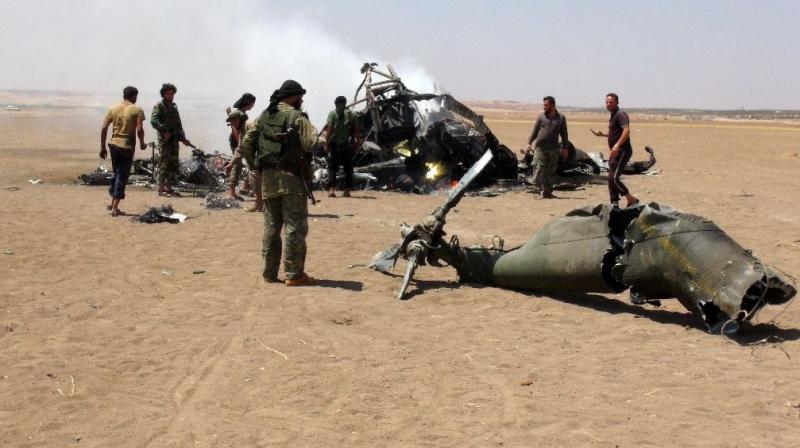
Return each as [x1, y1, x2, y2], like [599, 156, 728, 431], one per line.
[242, 80, 317, 286]
[151, 83, 193, 196]
[225, 93, 262, 211]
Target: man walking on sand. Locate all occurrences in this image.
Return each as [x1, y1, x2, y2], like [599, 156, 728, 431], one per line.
[524, 95, 569, 199]
[100, 86, 147, 216]
[591, 93, 639, 208]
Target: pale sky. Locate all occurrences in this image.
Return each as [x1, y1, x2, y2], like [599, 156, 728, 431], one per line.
[1, 0, 798, 110]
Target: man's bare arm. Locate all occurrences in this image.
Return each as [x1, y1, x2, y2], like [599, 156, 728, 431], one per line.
[137, 116, 146, 150]
[230, 117, 242, 146]
[100, 121, 109, 159]
[590, 129, 607, 137]
[613, 126, 630, 149]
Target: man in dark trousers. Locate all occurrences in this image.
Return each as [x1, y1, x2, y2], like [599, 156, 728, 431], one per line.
[591, 93, 639, 208]
[323, 96, 360, 197]
[524, 95, 569, 198]
[100, 86, 147, 216]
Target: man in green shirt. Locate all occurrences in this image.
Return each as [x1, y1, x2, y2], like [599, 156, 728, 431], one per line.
[150, 83, 194, 197]
[242, 80, 318, 286]
[323, 96, 360, 197]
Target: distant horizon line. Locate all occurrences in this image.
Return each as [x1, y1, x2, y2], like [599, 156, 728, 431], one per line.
[1, 88, 798, 113]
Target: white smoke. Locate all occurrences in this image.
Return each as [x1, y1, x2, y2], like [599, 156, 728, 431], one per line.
[0, 0, 435, 149]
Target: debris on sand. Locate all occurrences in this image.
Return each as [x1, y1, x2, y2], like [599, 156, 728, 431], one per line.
[135, 205, 186, 224]
[203, 193, 240, 209]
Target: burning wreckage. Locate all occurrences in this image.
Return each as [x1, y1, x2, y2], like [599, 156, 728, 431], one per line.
[315, 63, 658, 193]
[371, 151, 796, 335]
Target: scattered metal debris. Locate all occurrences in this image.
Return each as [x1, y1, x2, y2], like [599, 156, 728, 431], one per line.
[203, 193, 240, 209]
[316, 63, 517, 193]
[80, 148, 231, 196]
[372, 155, 795, 335]
[135, 204, 186, 224]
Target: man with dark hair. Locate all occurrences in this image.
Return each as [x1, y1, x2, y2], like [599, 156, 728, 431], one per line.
[242, 80, 318, 286]
[225, 93, 260, 209]
[524, 95, 569, 198]
[591, 93, 639, 208]
[151, 83, 194, 197]
[324, 95, 360, 197]
[100, 86, 146, 216]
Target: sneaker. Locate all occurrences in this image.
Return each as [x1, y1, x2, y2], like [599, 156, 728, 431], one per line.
[263, 276, 281, 284]
[285, 273, 315, 287]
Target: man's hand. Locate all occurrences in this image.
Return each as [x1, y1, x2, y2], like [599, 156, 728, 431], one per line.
[609, 147, 620, 160]
[560, 148, 569, 160]
[590, 129, 605, 137]
[99, 146, 108, 160]
[162, 131, 171, 142]
[140, 142, 147, 151]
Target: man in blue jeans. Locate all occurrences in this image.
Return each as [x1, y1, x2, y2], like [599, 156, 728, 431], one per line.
[100, 86, 147, 216]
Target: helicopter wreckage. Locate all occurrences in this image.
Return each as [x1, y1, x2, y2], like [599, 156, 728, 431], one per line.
[79, 63, 658, 195]
[371, 150, 796, 335]
[315, 63, 658, 193]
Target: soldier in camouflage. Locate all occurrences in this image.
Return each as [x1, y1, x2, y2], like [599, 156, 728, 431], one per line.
[225, 93, 261, 206]
[151, 83, 193, 197]
[242, 80, 317, 286]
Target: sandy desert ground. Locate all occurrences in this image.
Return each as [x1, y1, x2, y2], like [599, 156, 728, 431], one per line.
[1, 100, 799, 447]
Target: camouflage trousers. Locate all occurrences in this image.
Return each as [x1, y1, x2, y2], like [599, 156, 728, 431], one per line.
[228, 145, 245, 186]
[158, 141, 180, 185]
[530, 147, 559, 195]
[262, 192, 308, 281]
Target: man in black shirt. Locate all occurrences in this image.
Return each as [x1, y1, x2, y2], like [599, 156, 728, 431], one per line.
[591, 93, 639, 208]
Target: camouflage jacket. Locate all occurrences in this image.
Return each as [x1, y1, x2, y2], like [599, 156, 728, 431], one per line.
[242, 102, 317, 199]
[151, 100, 184, 142]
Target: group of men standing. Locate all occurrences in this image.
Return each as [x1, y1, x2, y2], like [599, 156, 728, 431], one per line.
[525, 93, 639, 208]
[100, 82, 637, 288]
[100, 83, 194, 215]
[100, 79, 361, 286]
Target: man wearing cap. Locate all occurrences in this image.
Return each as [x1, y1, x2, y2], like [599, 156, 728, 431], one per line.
[100, 86, 147, 216]
[323, 96, 360, 197]
[242, 80, 317, 286]
[151, 83, 194, 197]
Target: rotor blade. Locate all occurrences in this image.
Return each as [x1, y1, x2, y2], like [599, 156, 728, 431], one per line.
[397, 247, 423, 300]
[442, 149, 494, 214]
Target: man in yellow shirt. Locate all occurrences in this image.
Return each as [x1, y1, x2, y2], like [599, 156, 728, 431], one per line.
[100, 86, 147, 216]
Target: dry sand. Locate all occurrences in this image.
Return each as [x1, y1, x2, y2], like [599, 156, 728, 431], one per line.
[1, 103, 799, 447]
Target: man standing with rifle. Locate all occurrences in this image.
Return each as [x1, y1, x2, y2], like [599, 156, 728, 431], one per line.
[242, 80, 317, 286]
[151, 83, 195, 197]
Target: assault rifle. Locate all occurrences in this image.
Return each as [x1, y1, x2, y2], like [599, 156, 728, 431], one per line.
[279, 126, 317, 205]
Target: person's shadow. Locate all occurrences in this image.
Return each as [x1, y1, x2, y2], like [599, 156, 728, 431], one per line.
[315, 279, 363, 291]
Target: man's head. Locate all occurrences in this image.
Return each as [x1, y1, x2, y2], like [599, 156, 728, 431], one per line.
[543, 96, 556, 115]
[335, 95, 347, 112]
[234, 93, 256, 111]
[160, 83, 177, 102]
[273, 79, 306, 108]
[605, 93, 619, 112]
[123, 86, 138, 103]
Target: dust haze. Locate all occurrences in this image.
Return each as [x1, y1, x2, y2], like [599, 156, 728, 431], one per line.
[0, 0, 434, 149]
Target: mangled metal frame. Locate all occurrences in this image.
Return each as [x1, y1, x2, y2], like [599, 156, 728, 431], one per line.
[320, 63, 517, 192]
[373, 157, 796, 335]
